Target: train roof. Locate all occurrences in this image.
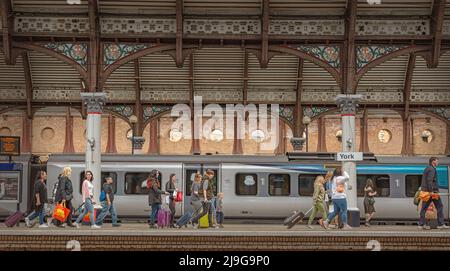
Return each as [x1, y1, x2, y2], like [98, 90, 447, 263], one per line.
[42, 153, 450, 165]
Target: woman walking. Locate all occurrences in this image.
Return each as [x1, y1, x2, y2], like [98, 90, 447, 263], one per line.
[165, 173, 178, 227]
[25, 171, 48, 228]
[73, 171, 100, 229]
[322, 168, 351, 230]
[307, 175, 327, 229]
[148, 170, 169, 228]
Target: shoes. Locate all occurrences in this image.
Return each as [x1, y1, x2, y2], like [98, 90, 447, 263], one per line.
[112, 223, 121, 227]
[437, 224, 449, 230]
[321, 220, 329, 230]
[73, 222, 80, 229]
[418, 225, 431, 230]
[365, 222, 370, 227]
[67, 223, 76, 228]
[307, 225, 313, 229]
[38, 224, 49, 228]
[193, 223, 199, 229]
[343, 224, 352, 230]
[91, 224, 101, 229]
[219, 224, 224, 228]
[25, 217, 31, 228]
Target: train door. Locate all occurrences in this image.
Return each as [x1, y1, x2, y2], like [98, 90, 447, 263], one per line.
[183, 163, 220, 214]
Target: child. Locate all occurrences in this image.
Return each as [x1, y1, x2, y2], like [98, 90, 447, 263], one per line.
[216, 192, 224, 228]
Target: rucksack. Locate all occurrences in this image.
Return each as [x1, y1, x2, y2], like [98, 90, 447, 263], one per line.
[99, 190, 106, 202]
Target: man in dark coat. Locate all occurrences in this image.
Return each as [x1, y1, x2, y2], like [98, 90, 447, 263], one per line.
[418, 157, 448, 229]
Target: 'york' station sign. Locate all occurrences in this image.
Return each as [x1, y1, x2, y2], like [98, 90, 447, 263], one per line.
[336, 152, 363, 161]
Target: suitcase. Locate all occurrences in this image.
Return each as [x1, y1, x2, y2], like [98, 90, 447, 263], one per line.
[157, 208, 172, 228]
[199, 214, 209, 228]
[175, 206, 202, 228]
[5, 211, 24, 227]
[286, 207, 313, 229]
[283, 210, 299, 226]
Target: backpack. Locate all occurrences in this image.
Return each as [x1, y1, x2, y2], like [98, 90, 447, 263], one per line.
[99, 190, 106, 202]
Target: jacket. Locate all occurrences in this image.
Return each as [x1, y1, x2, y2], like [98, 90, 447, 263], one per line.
[148, 180, 165, 205]
[165, 181, 176, 199]
[55, 176, 73, 202]
[421, 165, 439, 192]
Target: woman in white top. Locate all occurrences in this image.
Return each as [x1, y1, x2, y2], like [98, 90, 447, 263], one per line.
[322, 168, 351, 230]
[74, 171, 100, 229]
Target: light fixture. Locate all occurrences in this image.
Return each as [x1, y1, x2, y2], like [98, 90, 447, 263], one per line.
[169, 129, 183, 142]
[335, 130, 343, 141]
[302, 116, 311, 125]
[251, 129, 265, 142]
[129, 115, 138, 124]
[210, 129, 224, 142]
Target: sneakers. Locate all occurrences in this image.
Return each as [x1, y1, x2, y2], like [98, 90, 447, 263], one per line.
[91, 224, 101, 229]
[38, 224, 49, 228]
[219, 224, 224, 228]
[437, 224, 449, 230]
[24, 217, 32, 228]
[321, 220, 329, 230]
[193, 223, 199, 229]
[112, 223, 121, 227]
[73, 222, 80, 229]
[418, 225, 431, 230]
[343, 224, 352, 230]
[307, 225, 313, 229]
[365, 222, 370, 227]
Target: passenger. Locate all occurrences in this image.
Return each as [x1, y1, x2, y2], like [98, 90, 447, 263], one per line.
[191, 169, 218, 229]
[95, 177, 120, 227]
[216, 192, 224, 228]
[74, 171, 100, 229]
[148, 170, 169, 228]
[363, 178, 377, 227]
[307, 176, 327, 229]
[25, 171, 48, 228]
[324, 171, 339, 228]
[322, 168, 351, 230]
[165, 173, 177, 227]
[54, 167, 75, 227]
[190, 173, 203, 211]
[418, 157, 449, 230]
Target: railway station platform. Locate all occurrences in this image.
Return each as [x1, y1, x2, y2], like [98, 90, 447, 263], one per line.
[1, 224, 449, 251]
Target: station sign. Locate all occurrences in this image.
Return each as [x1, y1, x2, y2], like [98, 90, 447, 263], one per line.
[336, 152, 363, 161]
[0, 136, 21, 156]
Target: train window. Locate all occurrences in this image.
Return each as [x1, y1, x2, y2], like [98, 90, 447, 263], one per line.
[357, 175, 390, 197]
[405, 175, 422, 197]
[124, 172, 149, 194]
[235, 173, 258, 196]
[79, 172, 117, 194]
[298, 175, 316, 196]
[268, 174, 290, 196]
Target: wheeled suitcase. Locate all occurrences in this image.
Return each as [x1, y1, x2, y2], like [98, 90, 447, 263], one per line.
[157, 208, 172, 228]
[199, 214, 209, 228]
[286, 207, 313, 229]
[175, 206, 202, 228]
[5, 211, 24, 227]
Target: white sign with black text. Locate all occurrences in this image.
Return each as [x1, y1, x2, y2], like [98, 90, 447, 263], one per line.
[336, 152, 363, 161]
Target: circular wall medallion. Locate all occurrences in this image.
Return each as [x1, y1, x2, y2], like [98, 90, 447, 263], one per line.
[251, 130, 265, 142]
[378, 129, 392, 143]
[41, 127, 55, 140]
[421, 129, 433, 143]
[169, 129, 183, 142]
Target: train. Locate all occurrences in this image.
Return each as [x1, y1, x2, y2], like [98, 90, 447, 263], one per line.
[1, 153, 449, 221]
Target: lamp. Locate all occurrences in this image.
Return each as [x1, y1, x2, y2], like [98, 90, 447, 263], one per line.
[302, 116, 311, 152]
[129, 115, 138, 155]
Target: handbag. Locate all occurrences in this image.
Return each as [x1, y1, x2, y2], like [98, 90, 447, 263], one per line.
[52, 202, 70, 222]
[419, 191, 431, 202]
[175, 191, 183, 202]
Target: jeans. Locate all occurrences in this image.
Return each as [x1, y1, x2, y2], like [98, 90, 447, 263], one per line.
[308, 201, 327, 226]
[216, 211, 224, 224]
[95, 201, 118, 225]
[27, 207, 45, 225]
[192, 201, 213, 227]
[150, 203, 161, 225]
[419, 197, 445, 226]
[327, 198, 348, 225]
[75, 198, 95, 225]
[211, 197, 217, 224]
[168, 198, 176, 225]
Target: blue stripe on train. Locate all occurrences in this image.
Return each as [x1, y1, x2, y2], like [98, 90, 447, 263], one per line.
[0, 163, 22, 171]
[248, 163, 449, 189]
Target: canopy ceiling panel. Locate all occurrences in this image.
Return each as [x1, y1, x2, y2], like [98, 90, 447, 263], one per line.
[358, 54, 409, 91]
[139, 52, 189, 91]
[193, 47, 244, 91]
[184, 0, 261, 16]
[0, 52, 25, 90]
[248, 53, 298, 90]
[104, 60, 135, 92]
[28, 51, 82, 89]
[12, 0, 88, 13]
[412, 52, 450, 91]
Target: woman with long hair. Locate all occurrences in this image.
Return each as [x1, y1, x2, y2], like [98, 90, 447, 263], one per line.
[190, 173, 203, 211]
[307, 175, 327, 229]
[322, 168, 351, 230]
[74, 171, 100, 229]
[364, 178, 377, 226]
[55, 167, 75, 227]
[165, 173, 178, 227]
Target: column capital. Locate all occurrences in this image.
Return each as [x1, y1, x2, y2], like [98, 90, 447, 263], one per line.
[81, 92, 107, 114]
[335, 94, 362, 115]
[132, 136, 145, 150]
